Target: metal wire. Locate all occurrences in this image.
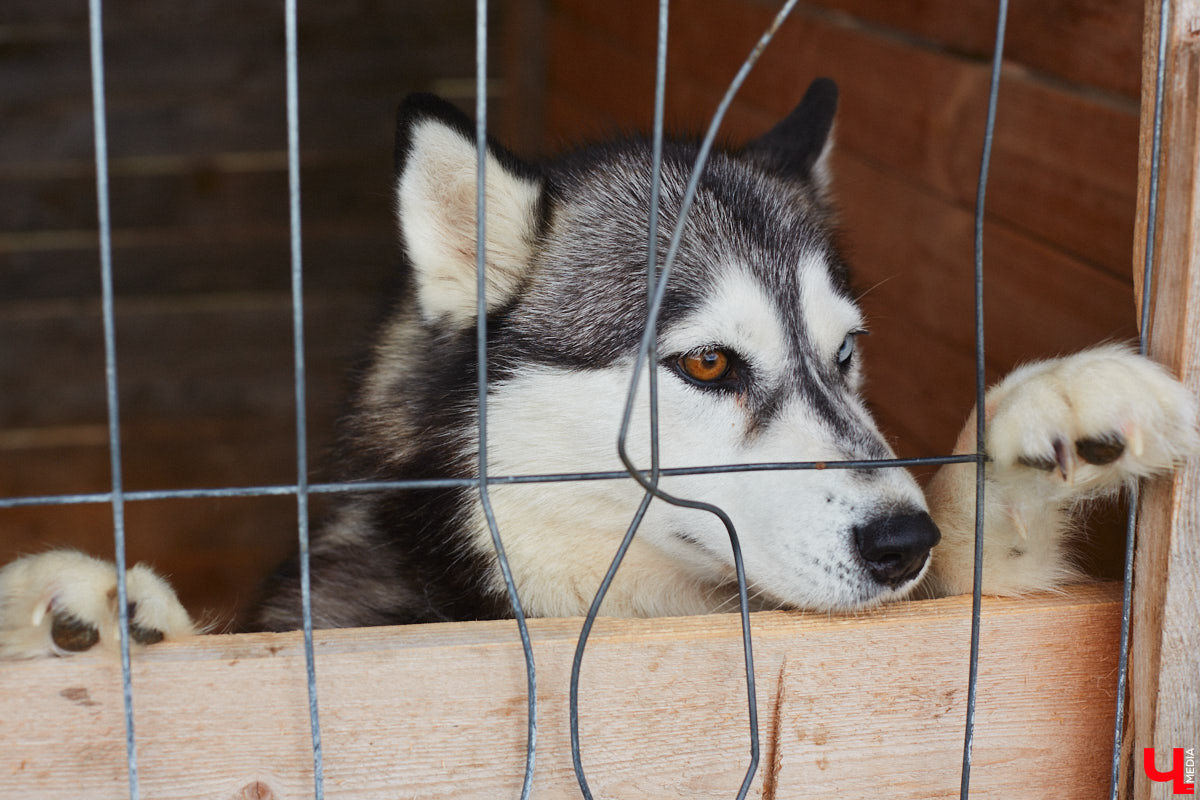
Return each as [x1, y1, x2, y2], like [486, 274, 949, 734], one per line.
[473, 2, 539, 796]
[86, 1, 139, 797]
[959, 2, 1007, 797]
[1110, 1, 1172, 796]
[646, 0, 668, 502]
[570, 0, 668, 793]
[282, 0, 326, 796]
[0, 455, 979, 511]
[571, 1, 804, 797]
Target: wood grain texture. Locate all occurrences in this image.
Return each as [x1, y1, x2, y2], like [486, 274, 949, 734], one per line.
[793, 0, 1144, 98]
[544, 0, 1143, 100]
[0, 292, 364, 429]
[0, 230, 398, 301]
[547, 0, 1141, 275]
[0, 584, 1122, 799]
[1126, 1, 1200, 797]
[0, 0, 481, 163]
[837, 153, 1137, 450]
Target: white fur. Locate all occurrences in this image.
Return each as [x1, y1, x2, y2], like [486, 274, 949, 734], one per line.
[659, 265, 790, 371]
[396, 118, 542, 324]
[481, 363, 727, 618]
[798, 251, 863, 364]
[477, 264, 926, 617]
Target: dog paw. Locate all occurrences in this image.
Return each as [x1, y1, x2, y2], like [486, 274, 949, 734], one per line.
[924, 346, 1198, 597]
[985, 345, 1199, 500]
[0, 550, 194, 659]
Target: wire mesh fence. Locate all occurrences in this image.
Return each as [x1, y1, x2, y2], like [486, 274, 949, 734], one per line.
[0, 0, 1175, 798]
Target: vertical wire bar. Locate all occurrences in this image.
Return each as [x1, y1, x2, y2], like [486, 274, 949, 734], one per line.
[960, 2, 1007, 797]
[646, 0, 668, 485]
[283, 2, 325, 797]
[575, 3, 805, 798]
[86, 1, 139, 797]
[569, 494, 654, 800]
[610, 4, 808, 794]
[1110, 1, 1171, 796]
[570, 7, 670, 794]
[474, 2, 538, 795]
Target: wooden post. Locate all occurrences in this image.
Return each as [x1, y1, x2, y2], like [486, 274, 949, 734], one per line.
[1127, 1, 1200, 798]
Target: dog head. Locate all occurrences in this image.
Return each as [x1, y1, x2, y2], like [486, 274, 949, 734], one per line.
[385, 81, 938, 615]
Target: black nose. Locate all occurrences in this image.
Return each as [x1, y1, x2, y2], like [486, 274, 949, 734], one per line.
[853, 511, 941, 588]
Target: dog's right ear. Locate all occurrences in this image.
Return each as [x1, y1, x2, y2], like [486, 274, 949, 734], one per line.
[741, 78, 838, 194]
[393, 94, 544, 327]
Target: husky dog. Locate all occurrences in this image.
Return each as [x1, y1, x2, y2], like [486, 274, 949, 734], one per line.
[1, 80, 1196, 658]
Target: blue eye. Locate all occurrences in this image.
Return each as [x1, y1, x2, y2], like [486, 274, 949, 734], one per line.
[837, 330, 866, 370]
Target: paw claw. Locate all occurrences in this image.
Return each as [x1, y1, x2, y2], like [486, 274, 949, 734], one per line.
[1053, 438, 1071, 482]
[131, 625, 165, 646]
[126, 601, 165, 646]
[1014, 439, 1074, 479]
[50, 614, 100, 653]
[1076, 435, 1125, 466]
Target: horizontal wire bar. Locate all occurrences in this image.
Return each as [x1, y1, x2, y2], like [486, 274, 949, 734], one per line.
[0, 454, 983, 510]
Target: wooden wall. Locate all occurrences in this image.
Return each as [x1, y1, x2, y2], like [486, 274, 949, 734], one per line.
[0, 0, 528, 625]
[0, 0, 1146, 624]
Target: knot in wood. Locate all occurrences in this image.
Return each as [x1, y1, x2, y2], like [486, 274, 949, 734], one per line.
[235, 781, 275, 800]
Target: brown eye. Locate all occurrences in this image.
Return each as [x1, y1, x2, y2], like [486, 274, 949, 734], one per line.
[678, 350, 731, 383]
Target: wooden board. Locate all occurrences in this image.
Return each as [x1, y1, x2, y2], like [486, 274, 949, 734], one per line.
[0, 289, 381, 430]
[0, 0, 481, 163]
[0, 156, 388, 235]
[0, 230, 398, 301]
[544, 0, 1143, 99]
[836, 152, 1137, 381]
[1126, 0, 1200, 797]
[546, 0, 1141, 276]
[795, 0, 1144, 98]
[0, 583, 1123, 799]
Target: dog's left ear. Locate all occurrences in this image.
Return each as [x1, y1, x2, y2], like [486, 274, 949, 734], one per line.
[741, 77, 838, 192]
[393, 94, 544, 327]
